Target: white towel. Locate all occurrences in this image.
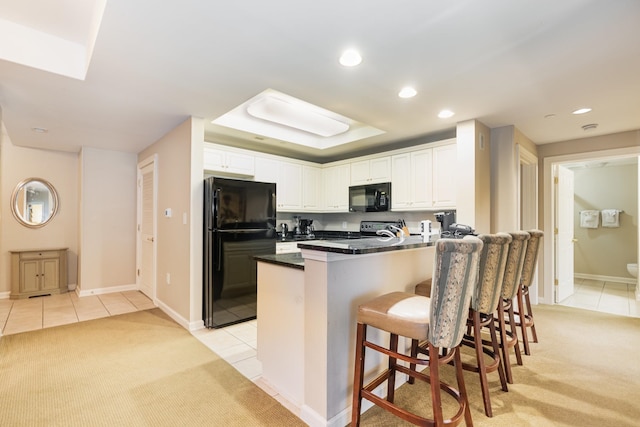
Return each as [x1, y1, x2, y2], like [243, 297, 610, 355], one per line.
[579, 210, 599, 228]
[601, 209, 620, 227]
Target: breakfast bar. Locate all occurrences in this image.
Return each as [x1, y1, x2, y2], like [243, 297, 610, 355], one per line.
[255, 235, 436, 427]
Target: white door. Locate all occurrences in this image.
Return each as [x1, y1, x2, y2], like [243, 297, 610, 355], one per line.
[138, 157, 157, 299]
[555, 165, 575, 302]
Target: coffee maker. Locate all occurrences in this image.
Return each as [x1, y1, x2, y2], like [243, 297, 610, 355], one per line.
[299, 218, 314, 237]
[434, 211, 456, 233]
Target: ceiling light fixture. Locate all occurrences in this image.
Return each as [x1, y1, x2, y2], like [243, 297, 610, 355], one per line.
[398, 87, 417, 98]
[438, 110, 455, 119]
[31, 127, 48, 133]
[247, 95, 350, 137]
[339, 49, 362, 67]
[572, 108, 592, 115]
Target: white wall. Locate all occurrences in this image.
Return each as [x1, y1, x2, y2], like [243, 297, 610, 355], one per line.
[78, 147, 137, 292]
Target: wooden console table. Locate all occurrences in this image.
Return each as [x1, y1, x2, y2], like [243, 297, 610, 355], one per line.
[10, 248, 68, 299]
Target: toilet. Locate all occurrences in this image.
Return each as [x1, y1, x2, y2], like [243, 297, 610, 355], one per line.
[627, 263, 638, 278]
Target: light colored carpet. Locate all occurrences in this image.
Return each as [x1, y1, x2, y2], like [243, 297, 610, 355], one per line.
[0, 308, 304, 427]
[359, 304, 640, 426]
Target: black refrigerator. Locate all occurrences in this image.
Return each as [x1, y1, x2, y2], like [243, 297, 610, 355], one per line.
[203, 177, 276, 328]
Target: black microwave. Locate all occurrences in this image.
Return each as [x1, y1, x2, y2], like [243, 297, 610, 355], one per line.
[348, 182, 391, 212]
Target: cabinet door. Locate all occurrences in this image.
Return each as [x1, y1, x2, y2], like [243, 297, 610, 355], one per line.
[204, 148, 254, 176]
[225, 151, 255, 175]
[350, 160, 371, 185]
[277, 162, 303, 211]
[41, 258, 60, 291]
[410, 150, 434, 209]
[369, 156, 391, 183]
[19, 260, 40, 293]
[203, 148, 225, 172]
[391, 154, 412, 209]
[432, 144, 457, 207]
[254, 157, 279, 184]
[302, 165, 322, 211]
[323, 164, 350, 211]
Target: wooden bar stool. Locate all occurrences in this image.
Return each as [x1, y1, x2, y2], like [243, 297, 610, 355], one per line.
[459, 233, 511, 417]
[516, 229, 543, 355]
[351, 237, 483, 427]
[495, 231, 530, 384]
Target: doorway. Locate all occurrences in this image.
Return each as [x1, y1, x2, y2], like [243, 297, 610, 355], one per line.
[137, 155, 158, 300]
[543, 147, 640, 316]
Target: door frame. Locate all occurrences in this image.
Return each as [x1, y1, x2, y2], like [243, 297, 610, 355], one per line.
[542, 146, 640, 305]
[518, 144, 539, 303]
[137, 154, 158, 302]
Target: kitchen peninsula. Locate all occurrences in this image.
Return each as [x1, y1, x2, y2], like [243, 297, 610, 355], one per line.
[255, 235, 436, 427]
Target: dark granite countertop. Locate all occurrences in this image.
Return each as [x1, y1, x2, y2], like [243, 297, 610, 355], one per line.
[297, 235, 436, 255]
[255, 252, 305, 270]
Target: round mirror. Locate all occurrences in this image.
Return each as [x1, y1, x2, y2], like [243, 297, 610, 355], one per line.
[11, 178, 60, 228]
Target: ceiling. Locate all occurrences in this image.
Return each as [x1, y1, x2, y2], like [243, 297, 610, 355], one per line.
[1, 0, 639, 163]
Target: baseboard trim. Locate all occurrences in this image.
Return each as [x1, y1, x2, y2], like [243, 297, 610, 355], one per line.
[76, 283, 138, 297]
[574, 273, 636, 285]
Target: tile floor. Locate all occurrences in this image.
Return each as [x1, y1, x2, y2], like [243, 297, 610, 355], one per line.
[558, 278, 640, 317]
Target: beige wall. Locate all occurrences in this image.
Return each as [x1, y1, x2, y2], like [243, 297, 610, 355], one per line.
[138, 117, 204, 328]
[537, 130, 640, 231]
[0, 124, 79, 294]
[573, 163, 637, 279]
[78, 147, 137, 292]
[456, 119, 492, 233]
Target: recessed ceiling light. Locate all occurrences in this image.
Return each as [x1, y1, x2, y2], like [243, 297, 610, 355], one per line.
[31, 127, 48, 133]
[572, 108, 592, 115]
[438, 110, 455, 119]
[398, 87, 417, 98]
[339, 49, 362, 67]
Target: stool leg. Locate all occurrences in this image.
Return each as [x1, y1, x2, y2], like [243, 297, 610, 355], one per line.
[506, 301, 523, 366]
[488, 314, 508, 392]
[408, 338, 419, 385]
[387, 333, 399, 402]
[351, 323, 366, 427]
[517, 286, 531, 356]
[472, 310, 492, 417]
[524, 288, 538, 343]
[428, 342, 444, 426]
[497, 299, 513, 384]
[453, 345, 474, 427]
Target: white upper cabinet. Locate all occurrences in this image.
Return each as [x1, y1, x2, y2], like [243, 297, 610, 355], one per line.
[391, 150, 433, 210]
[302, 165, 323, 212]
[391, 141, 456, 211]
[204, 146, 255, 176]
[432, 143, 457, 207]
[350, 156, 391, 185]
[322, 164, 350, 212]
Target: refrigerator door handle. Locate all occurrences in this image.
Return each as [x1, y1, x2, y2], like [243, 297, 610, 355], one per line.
[215, 235, 222, 272]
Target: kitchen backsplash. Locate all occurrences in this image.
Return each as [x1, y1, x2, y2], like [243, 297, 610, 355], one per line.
[276, 211, 449, 235]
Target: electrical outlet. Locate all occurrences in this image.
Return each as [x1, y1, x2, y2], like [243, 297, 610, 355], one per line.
[342, 221, 347, 229]
[166, 273, 171, 284]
